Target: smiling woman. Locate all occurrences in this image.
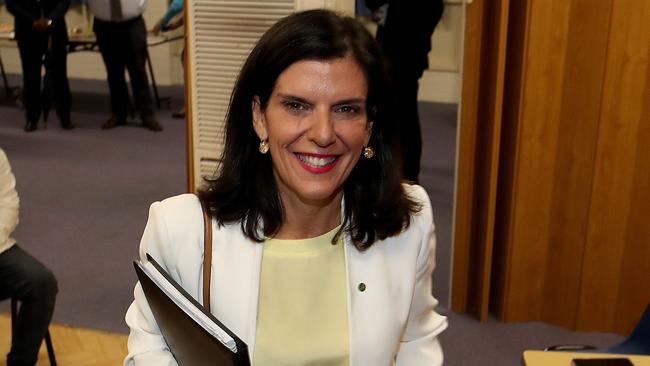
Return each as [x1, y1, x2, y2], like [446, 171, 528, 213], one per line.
[251, 56, 372, 238]
[124, 9, 447, 366]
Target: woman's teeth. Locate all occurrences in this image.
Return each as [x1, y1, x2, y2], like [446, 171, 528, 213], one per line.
[297, 154, 337, 167]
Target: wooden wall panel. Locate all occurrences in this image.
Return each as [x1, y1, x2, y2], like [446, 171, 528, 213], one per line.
[614, 89, 650, 334]
[542, 0, 613, 328]
[576, 0, 650, 332]
[498, 0, 573, 322]
[488, 0, 648, 333]
[490, 0, 529, 321]
[451, 0, 483, 314]
[453, 0, 649, 334]
[451, 0, 510, 320]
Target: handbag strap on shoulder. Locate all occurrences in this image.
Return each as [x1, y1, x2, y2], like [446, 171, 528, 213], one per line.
[200, 199, 213, 311]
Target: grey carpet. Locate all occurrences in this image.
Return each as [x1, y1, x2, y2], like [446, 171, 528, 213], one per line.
[0, 78, 186, 333]
[0, 78, 624, 364]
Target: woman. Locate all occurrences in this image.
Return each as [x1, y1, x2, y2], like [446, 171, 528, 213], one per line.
[125, 9, 447, 365]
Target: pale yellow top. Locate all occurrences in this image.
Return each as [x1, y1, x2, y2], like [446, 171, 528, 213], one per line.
[253, 225, 350, 366]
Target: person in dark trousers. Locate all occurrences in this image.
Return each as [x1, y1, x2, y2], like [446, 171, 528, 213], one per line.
[88, 0, 163, 132]
[5, 0, 73, 132]
[0, 148, 58, 366]
[365, 0, 444, 182]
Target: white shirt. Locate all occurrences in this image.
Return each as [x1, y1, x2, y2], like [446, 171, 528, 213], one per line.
[88, 0, 148, 22]
[0, 148, 19, 255]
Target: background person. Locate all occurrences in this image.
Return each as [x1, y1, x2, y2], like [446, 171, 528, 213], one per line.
[152, 0, 183, 35]
[88, 0, 163, 132]
[365, 0, 444, 182]
[152, 0, 185, 119]
[124, 10, 446, 365]
[0, 148, 58, 366]
[5, 0, 73, 132]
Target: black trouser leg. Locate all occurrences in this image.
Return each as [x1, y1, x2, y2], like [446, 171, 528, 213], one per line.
[0, 246, 58, 366]
[94, 19, 129, 120]
[124, 17, 154, 120]
[386, 70, 422, 183]
[16, 34, 46, 124]
[396, 77, 422, 182]
[50, 26, 71, 122]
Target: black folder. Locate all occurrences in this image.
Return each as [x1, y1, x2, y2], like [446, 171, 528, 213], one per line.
[134, 254, 251, 366]
[572, 359, 634, 366]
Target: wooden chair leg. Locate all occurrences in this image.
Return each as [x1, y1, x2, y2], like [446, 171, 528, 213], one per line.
[10, 297, 17, 336]
[9, 298, 58, 366]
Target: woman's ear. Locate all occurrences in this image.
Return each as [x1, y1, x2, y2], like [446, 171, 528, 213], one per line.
[252, 96, 268, 140]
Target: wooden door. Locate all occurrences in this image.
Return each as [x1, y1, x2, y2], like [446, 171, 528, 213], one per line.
[452, 0, 650, 334]
[451, 0, 511, 321]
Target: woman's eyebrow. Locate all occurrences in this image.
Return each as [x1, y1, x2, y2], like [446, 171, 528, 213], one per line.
[332, 98, 365, 106]
[277, 93, 365, 106]
[277, 93, 312, 105]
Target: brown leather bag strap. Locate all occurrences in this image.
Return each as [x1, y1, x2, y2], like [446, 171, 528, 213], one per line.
[200, 200, 212, 311]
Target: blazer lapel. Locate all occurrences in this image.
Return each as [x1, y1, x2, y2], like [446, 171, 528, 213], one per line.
[346, 237, 405, 366]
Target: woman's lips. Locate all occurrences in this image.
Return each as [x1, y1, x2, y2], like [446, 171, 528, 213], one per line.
[295, 153, 339, 173]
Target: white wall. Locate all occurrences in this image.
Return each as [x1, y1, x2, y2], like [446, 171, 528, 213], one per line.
[1, 1, 462, 102]
[420, 0, 463, 104]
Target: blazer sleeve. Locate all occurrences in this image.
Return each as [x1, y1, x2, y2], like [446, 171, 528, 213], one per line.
[0, 150, 19, 248]
[395, 186, 448, 365]
[124, 201, 179, 366]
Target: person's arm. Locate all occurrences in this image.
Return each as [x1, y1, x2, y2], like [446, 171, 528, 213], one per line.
[0, 150, 20, 248]
[124, 202, 179, 365]
[45, 0, 71, 21]
[4, 0, 39, 24]
[162, 0, 184, 26]
[395, 186, 448, 365]
[165, 15, 184, 31]
[153, 0, 183, 34]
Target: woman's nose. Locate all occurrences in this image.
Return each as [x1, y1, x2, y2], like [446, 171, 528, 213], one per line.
[307, 108, 336, 147]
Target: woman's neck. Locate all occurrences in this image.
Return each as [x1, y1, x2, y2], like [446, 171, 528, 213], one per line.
[274, 191, 343, 240]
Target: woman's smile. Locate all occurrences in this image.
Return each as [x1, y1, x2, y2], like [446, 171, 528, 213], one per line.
[295, 153, 339, 173]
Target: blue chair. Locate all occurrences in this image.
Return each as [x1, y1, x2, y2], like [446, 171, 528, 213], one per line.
[545, 303, 650, 356]
[602, 303, 650, 355]
[11, 298, 57, 366]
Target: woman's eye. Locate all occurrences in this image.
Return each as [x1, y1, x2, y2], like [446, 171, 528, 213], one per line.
[335, 105, 361, 114]
[283, 101, 307, 111]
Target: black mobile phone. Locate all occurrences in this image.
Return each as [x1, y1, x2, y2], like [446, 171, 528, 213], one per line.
[571, 358, 634, 366]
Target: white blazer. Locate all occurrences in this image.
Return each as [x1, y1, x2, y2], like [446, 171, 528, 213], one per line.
[124, 184, 447, 365]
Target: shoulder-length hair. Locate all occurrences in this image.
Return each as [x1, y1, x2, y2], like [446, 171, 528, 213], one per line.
[198, 9, 421, 250]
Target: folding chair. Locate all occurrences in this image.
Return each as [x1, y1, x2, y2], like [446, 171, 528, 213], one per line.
[10, 298, 57, 366]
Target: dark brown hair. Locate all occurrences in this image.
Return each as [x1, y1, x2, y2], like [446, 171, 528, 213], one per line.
[198, 9, 421, 250]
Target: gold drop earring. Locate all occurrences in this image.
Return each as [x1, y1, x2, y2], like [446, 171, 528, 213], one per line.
[259, 140, 270, 154]
[363, 146, 375, 159]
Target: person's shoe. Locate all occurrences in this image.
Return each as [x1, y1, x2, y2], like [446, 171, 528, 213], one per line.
[143, 117, 163, 132]
[60, 119, 75, 130]
[101, 116, 126, 130]
[171, 108, 185, 119]
[24, 121, 38, 132]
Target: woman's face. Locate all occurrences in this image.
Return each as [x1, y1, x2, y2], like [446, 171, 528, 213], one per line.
[252, 55, 372, 207]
